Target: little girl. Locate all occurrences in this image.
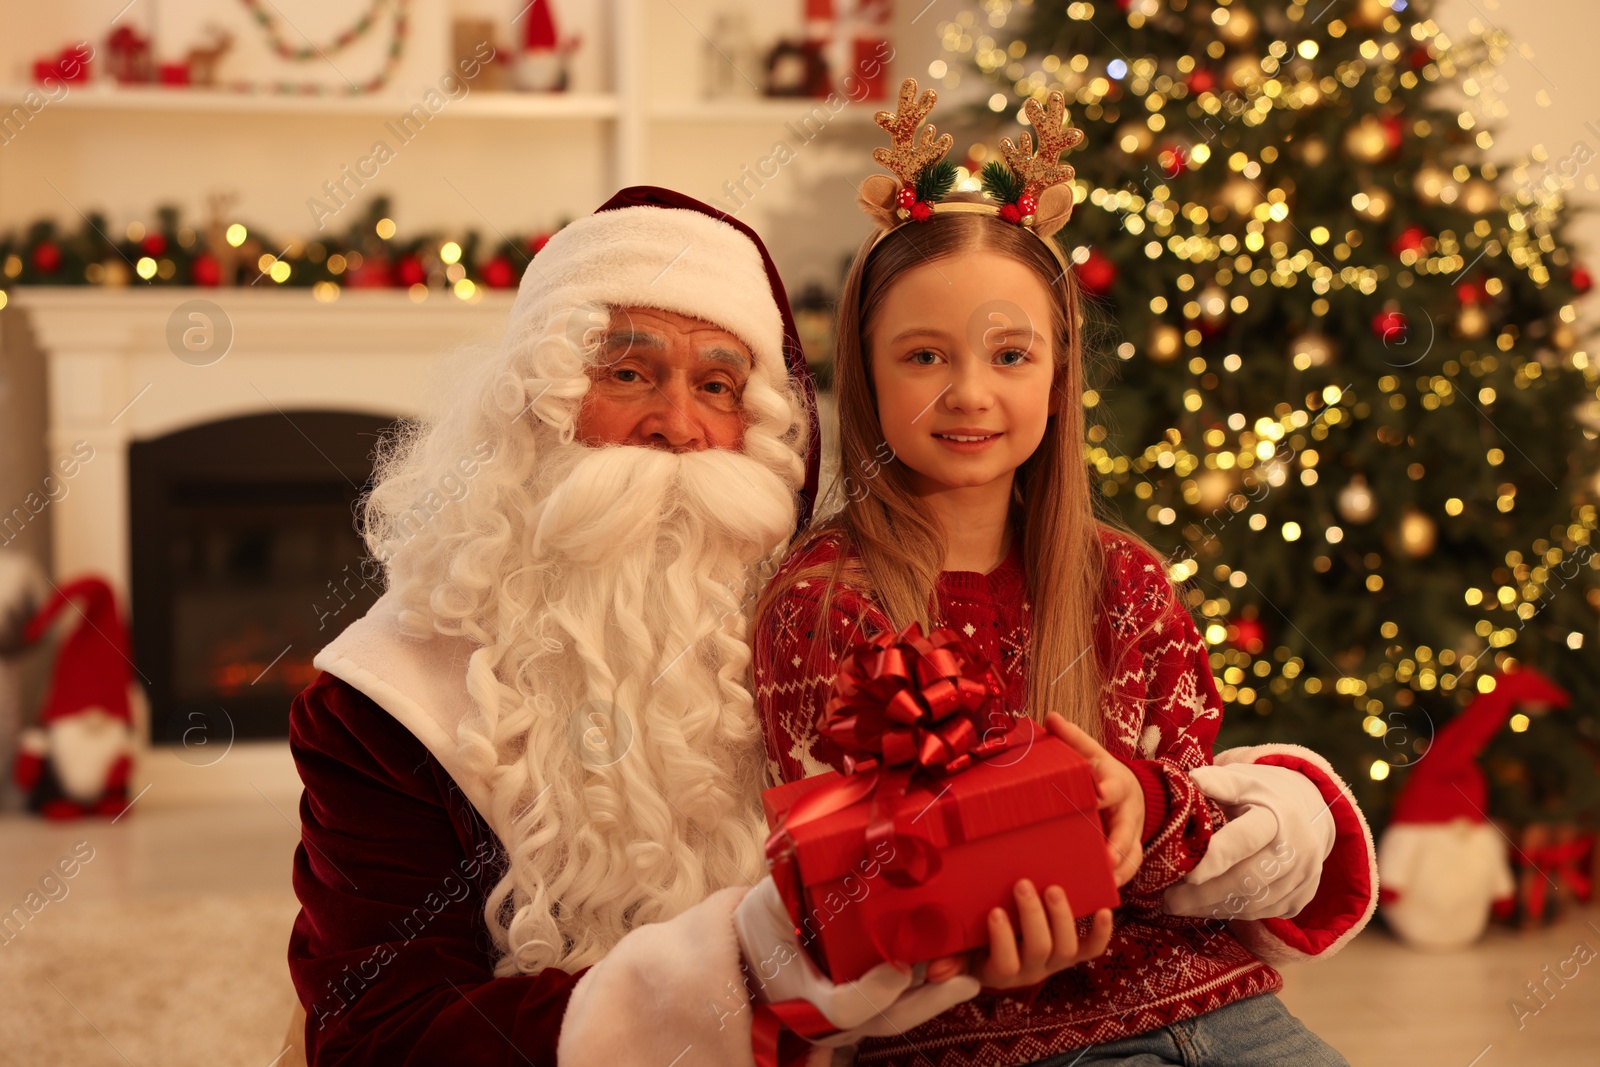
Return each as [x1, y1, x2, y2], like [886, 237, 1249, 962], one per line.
[752, 81, 1373, 1066]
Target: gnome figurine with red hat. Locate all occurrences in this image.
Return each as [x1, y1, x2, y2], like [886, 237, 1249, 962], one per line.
[513, 0, 580, 92]
[12, 576, 136, 820]
[1377, 667, 1569, 949]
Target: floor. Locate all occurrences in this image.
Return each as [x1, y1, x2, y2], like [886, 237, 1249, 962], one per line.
[0, 802, 1595, 1066]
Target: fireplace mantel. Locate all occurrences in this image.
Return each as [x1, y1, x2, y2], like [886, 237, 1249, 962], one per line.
[13, 286, 515, 807]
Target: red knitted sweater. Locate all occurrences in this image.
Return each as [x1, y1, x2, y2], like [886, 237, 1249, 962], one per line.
[752, 528, 1281, 1065]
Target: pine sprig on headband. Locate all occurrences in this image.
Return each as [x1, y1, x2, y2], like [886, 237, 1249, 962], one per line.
[978, 161, 1025, 206]
[915, 160, 960, 204]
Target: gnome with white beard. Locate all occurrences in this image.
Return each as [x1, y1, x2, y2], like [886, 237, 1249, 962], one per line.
[12, 576, 135, 819]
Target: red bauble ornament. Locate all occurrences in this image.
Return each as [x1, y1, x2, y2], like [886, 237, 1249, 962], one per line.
[32, 240, 61, 273]
[1407, 46, 1433, 69]
[141, 233, 167, 257]
[1381, 115, 1404, 152]
[1573, 265, 1593, 294]
[396, 255, 427, 288]
[190, 253, 222, 287]
[1372, 309, 1408, 341]
[1074, 249, 1118, 296]
[482, 256, 516, 289]
[911, 201, 934, 222]
[1017, 193, 1037, 216]
[1232, 617, 1266, 655]
[345, 257, 394, 289]
[1187, 68, 1216, 94]
[1391, 225, 1428, 256]
[897, 187, 918, 209]
[528, 233, 552, 256]
[1455, 279, 1484, 305]
[1159, 144, 1188, 178]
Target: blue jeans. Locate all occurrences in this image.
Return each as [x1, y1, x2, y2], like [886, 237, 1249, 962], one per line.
[1026, 994, 1349, 1066]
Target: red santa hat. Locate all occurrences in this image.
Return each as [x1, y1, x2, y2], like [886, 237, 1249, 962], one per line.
[23, 576, 133, 729]
[523, 0, 560, 51]
[510, 185, 823, 531]
[1389, 666, 1569, 825]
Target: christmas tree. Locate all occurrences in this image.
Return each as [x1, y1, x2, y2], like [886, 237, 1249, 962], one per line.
[942, 0, 1598, 820]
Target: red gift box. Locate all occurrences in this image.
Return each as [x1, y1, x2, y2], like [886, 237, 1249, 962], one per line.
[761, 623, 1119, 982]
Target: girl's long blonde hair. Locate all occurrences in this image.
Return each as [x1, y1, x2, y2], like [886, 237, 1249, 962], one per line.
[757, 201, 1129, 741]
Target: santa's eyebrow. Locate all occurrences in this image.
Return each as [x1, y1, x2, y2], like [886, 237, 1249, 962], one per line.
[701, 346, 752, 372]
[601, 329, 665, 352]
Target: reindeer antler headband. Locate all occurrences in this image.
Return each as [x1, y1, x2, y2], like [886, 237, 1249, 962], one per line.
[856, 78, 1083, 270]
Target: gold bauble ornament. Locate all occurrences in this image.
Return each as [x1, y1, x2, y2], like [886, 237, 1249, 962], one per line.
[1344, 116, 1391, 163]
[1290, 331, 1334, 369]
[1399, 507, 1438, 558]
[1197, 467, 1237, 511]
[1552, 322, 1577, 350]
[1197, 285, 1229, 327]
[1219, 176, 1260, 217]
[1455, 304, 1489, 339]
[1337, 475, 1377, 523]
[1357, 187, 1393, 219]
[1414, 166, 1451, 203]
[1351, 0, 1392, 28]
[1118, 121, 1155, 155]
[1461, 179, 1499, 215]
[1149, 322, 1184, 363]
[1298, 136, 1329, 167]
[1223, 54, 1261, 90]
[1217, 6, 1258, 46]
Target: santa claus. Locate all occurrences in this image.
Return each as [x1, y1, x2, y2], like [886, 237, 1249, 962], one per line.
[286, 188, 1375, 1066]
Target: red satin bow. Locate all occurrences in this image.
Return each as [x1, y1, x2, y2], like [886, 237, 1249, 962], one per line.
[819, 621, 1011, 777]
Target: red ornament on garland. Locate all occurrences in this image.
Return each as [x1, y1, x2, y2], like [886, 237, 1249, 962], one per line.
[396, 254, 427, 288]
[32, 241, 61, 273]
[482, 256, 516, 289]
[141, 233, 167, 257]
[1381, 115, 1404, 152]
[1158, 144, 1188, 178]
[1372, 308, 1408, 341]
[1572, 265, 1592, 294]
[190, 253, 222, 287]
[1074, 248, 1118, 296]
[1392, 226, 1428, 256]
[1231, 617, 1266, 655]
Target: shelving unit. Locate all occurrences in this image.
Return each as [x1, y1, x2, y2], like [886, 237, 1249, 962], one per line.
[0, 84, 623, 119]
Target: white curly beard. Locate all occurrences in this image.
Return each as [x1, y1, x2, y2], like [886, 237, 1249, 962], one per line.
[456, 441, 798, 976]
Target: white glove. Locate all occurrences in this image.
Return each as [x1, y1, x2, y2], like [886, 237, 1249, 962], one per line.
[1163, 762, 1337, 922]
[734, 875, 980, 1046]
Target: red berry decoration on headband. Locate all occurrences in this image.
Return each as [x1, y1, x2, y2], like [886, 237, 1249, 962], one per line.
[998, 202, 1022, 223]
[897, 187, 917, 210]
[910, 201, 933, 222]
[1017, 193, 1037, 216]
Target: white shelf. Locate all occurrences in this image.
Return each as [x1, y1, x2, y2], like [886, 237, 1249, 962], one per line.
[650, 98, 884, 124]
[0, 84, 620, 120]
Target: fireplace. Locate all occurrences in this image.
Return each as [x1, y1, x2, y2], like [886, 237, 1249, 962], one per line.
[128, 411, 403, 743]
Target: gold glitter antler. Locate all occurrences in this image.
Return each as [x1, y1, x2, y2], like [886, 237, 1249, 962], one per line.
[871, 78, 954, 186]
[999, 91, 1084, 199]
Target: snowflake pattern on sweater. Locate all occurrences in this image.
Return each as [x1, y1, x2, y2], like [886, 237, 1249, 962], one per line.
[752, 530, 1281, 1066]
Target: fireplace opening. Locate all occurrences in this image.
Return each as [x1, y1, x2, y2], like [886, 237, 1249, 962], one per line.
[130, 411, 405, 744]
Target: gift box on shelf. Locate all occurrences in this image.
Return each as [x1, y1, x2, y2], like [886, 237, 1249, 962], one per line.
[761, 622, 1119, 983]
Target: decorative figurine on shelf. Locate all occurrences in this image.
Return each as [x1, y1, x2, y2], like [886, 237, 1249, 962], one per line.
[106, 25, 155, 85]
[765, 38, 829, 98]
[185, 25, 234, 88]
[513, 0, 580, 92]
[453, 17, 509, 91]
[701, 10, 759, 100]
[32, 42, 94, 86]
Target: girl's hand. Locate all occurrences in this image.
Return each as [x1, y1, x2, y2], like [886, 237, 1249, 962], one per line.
[1045, 713, 1145, 887]
[922, 881, 1114, 990]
